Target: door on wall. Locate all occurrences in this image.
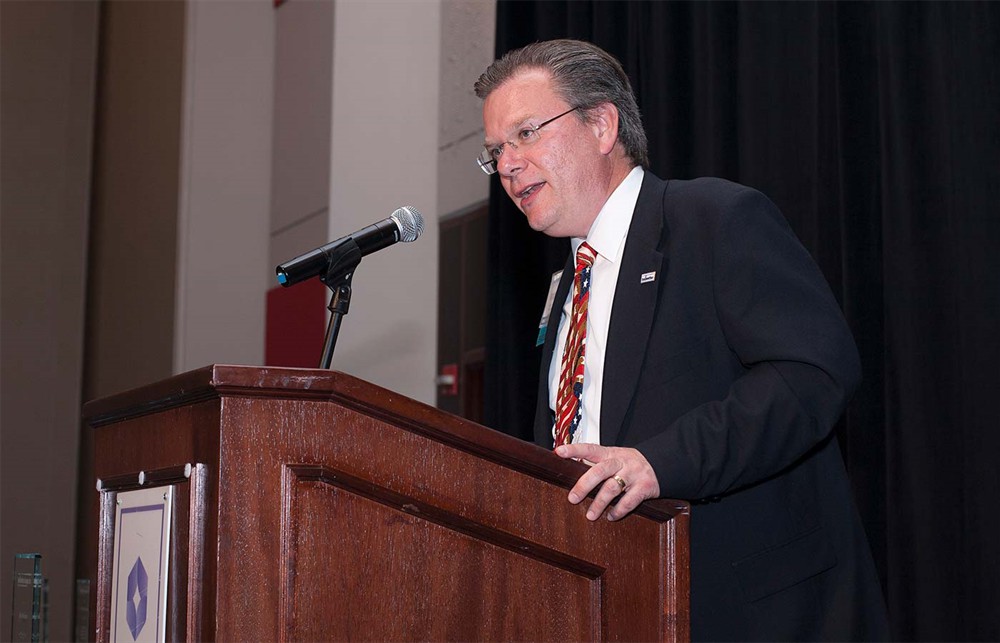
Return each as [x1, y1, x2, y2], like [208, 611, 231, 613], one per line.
[436, 204, 487, 423]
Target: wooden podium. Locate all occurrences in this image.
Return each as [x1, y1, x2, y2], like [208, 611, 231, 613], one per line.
[84, 365, 689, 641]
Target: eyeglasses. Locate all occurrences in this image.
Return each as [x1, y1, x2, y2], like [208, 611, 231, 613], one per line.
[476, 106, 579, 175]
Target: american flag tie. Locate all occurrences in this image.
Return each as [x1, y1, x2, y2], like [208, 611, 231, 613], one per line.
[554, 242, 597, 448]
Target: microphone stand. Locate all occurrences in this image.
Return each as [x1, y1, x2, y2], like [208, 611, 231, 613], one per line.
[318, 241, 363, 369]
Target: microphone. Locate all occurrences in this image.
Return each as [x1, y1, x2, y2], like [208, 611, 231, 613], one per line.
[275, 206, 424, 287]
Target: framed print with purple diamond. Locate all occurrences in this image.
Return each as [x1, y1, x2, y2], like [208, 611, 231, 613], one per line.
[109, 486, 173, 643]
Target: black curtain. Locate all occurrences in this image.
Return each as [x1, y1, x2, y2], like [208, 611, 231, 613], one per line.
[482, 2, 1000, 640]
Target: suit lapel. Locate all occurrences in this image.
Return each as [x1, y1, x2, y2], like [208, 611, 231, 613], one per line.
[601, 174, 668, 446]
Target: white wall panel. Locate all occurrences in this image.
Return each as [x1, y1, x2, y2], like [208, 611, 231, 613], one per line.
[175, 0, 275, 371]
[328, 0, 442, 403]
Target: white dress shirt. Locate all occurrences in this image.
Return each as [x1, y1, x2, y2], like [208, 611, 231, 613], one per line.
[549, 166, 644, 445]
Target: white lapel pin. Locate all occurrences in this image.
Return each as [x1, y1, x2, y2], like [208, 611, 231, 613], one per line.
[640, 271, 656, 284]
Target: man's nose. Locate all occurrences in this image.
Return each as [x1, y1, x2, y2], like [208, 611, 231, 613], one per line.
[497, 145, 526, 176]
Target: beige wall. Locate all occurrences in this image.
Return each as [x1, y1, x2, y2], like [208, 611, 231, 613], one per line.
[325, 0, 443, 403]
[174, 0, 274, 372]
[84, 0, 186, 402]
[438, 0, 495, 217]
[269, 0, 495, 403]
[86, 0, 274, 396]
[269, 0, 333, 313]
[1, 2, 100, 638]
[1, 0, 493, 637]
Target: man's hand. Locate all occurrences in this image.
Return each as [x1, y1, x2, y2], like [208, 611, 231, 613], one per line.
[554, 443, 660, 521]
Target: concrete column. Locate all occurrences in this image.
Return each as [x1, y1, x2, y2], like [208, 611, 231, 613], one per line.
[174, 0, 274, 372]
[327, 0, 442, 403]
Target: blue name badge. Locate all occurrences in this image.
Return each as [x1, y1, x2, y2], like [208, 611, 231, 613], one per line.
[537, 270, 564, 347]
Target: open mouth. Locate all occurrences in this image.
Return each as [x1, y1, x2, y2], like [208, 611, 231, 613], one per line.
[516, 182, 544, 199]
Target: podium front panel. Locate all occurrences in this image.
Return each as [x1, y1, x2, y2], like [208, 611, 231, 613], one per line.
[86, 365, 689, 642]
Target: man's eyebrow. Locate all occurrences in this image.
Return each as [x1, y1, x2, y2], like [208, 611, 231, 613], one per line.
[484, 113, 537, 147]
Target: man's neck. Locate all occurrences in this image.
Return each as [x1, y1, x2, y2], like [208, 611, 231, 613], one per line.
[581, 160, 637, 234]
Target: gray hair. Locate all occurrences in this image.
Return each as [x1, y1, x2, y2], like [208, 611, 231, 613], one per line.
[474, 39, 649, 168]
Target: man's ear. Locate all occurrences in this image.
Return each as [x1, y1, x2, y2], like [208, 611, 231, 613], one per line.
[589, 103, 621, 156]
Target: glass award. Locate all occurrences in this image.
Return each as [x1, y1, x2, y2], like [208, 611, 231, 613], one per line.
[10, 553, 46, 643]
[75, 579, 91, 642]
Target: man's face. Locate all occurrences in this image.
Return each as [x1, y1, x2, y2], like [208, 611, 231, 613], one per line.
[482, 69, 614, 239]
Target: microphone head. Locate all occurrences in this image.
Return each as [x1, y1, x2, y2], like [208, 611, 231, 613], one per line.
[390, 206, 424, 242]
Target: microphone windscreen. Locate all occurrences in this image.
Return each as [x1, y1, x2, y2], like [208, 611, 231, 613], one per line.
[391, 206, 424, 242]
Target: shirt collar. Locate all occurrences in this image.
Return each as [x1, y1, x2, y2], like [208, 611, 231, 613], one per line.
[571, 166, 645, 263]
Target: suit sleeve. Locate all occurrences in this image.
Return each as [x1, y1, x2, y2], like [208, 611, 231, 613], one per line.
[634, 188, 861, 500]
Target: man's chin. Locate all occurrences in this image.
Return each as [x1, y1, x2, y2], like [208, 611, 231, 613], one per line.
[525, 213, 550, 234]
[523, 205, 566, 237]
[527, 218, 566, 239]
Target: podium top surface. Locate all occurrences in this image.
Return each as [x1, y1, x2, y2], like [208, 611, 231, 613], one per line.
[84, 364, 420, 426]
[83, 364, 690, 524]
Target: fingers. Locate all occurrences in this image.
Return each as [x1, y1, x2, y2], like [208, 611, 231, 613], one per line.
[554, 442, 603, 462]
[556, 445, 661, 522]
[584, 474, 630, 521]
[566, 456, 623, 504]
[606, 483, 648, 521]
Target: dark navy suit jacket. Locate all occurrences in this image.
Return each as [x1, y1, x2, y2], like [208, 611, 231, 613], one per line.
[534, 173, 889, 641]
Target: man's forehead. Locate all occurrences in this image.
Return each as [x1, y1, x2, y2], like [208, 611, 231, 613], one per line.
[483, 68, 565, 140]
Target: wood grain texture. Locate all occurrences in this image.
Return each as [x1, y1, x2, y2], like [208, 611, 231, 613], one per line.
[86, 365, 690, 641]
[186, 464, 208, 643]
[95, 491, 115, 643]
[287, 475, 598, 640]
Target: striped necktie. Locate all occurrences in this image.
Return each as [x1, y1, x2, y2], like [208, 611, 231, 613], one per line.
[554, 242, 597, 448]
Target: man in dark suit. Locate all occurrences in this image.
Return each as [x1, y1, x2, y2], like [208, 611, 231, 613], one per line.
[475, 39, 889, 641]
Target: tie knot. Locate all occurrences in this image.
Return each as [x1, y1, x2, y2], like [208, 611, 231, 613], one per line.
[576, 242, 597, 270]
